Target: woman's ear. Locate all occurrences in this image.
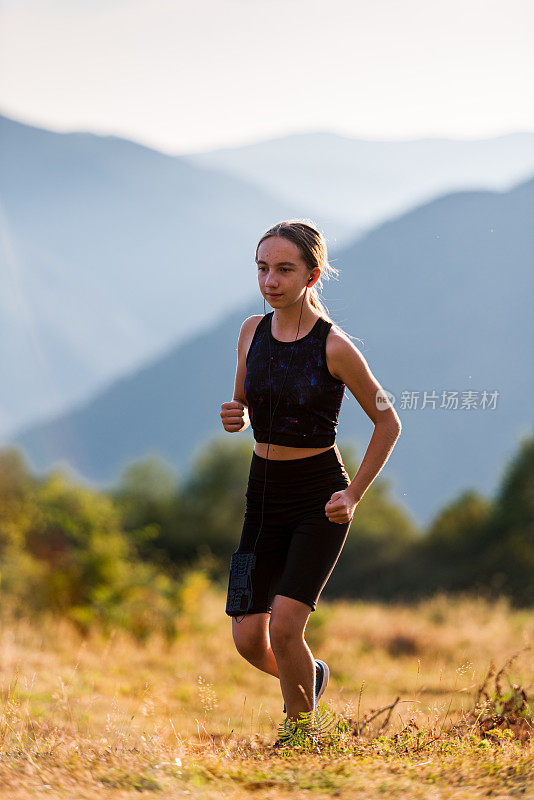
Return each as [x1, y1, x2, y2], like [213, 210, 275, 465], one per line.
[308, 269, 320, 286]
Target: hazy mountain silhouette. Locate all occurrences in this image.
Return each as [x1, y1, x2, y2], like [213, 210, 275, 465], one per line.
[1, 112, 343, 438]
[185, 130, 534, 231]
[9, 174, 534, 526]
[3, 113, 533, 441]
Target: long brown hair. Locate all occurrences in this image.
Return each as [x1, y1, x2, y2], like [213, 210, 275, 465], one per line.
[255, 218, 357, 341]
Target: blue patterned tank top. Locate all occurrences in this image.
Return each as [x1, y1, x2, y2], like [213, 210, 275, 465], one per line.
[244, 311, 346, 447]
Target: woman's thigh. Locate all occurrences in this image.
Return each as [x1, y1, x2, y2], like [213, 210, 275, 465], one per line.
[228, 499, 291, 616]
[275, 509, 351, 612]
[228, 448, 351, 617]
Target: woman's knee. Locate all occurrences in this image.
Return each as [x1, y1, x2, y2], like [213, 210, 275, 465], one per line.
[269, 595, 311, 651]
[269, 618, 305, 651]
[231, 614, 270, 659]
[269, 623, 296, 653]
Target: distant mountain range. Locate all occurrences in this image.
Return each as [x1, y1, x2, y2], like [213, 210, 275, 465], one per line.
[0, 113, 335, 437]
[8, 173, 534, 527]
[2, 113, 533, 440]
[185, 130, 534, 230]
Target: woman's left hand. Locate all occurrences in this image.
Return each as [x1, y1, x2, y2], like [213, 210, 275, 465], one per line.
[325, 489, 359, 524]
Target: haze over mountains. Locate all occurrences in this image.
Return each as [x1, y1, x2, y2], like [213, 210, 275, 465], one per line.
[7, 163, 534, 526]
[0, 113, 321, 437]
[185, 131, 534, 229]
[2, 113, 533, 441]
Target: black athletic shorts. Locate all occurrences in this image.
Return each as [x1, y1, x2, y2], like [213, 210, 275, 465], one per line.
[226, 446, 352, 616]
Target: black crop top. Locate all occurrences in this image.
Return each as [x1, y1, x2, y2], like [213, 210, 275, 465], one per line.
[244, 312, 346, 447]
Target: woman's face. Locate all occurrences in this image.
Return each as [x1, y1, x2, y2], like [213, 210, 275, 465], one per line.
[255, 236, 317, 307]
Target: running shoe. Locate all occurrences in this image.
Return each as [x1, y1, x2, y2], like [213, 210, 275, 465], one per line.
[314, 659, 329, 705]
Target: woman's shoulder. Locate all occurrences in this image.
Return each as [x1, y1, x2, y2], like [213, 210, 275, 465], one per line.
[324, 324, 363, 382]
[238, 315, 267, 361]
[240, 314, 266, 340]
[243, 313, 265, 329]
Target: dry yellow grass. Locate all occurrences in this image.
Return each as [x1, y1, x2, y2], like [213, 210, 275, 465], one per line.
[0, 588, 532, 799]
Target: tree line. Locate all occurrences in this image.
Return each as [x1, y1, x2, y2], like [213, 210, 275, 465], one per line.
[0, 432, 532, 639]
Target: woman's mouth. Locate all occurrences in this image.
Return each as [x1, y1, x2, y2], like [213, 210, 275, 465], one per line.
[267, 293, 282, 298]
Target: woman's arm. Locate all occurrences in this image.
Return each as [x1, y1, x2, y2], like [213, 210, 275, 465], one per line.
[232, 315, 263, 404]
[222, 315, 263, 433]
[327, 331, 402, 504]
[231, 318, 250, 412]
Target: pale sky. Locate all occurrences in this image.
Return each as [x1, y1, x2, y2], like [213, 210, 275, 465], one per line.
[0, 0, 533, 154]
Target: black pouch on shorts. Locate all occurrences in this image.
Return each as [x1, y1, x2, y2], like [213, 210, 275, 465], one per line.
[225, 552, 256, 616]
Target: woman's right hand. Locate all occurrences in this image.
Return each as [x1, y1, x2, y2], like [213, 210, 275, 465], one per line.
[220, 400, 249, 433]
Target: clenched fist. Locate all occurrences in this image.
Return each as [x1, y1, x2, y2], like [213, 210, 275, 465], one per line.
[220, 400, 249, 433]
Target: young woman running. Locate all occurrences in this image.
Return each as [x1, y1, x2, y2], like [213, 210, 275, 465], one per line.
[220, 220, 402, 726]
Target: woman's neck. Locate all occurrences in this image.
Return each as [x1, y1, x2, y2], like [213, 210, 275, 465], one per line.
[271, 300, 318, 338]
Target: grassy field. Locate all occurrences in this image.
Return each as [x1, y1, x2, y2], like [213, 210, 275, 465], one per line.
[0, 587, 532, 799]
